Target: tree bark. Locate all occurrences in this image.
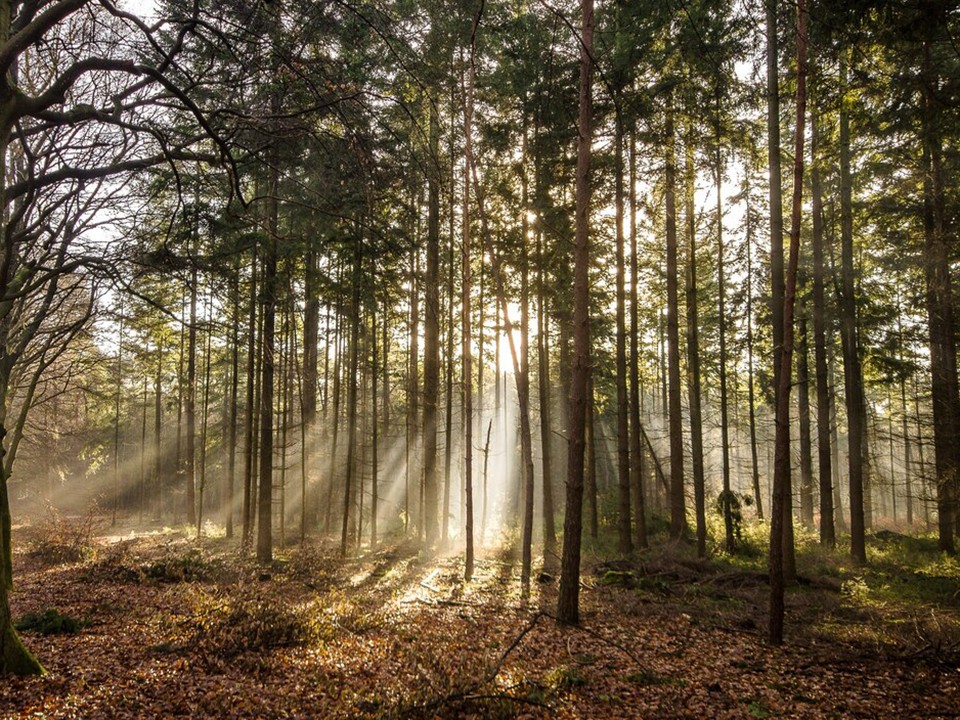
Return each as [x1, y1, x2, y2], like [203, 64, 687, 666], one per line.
[462, 35, 477, 580]
[715, 95, 734, 553]
[810, 92, 835, 546]
[798, 302, 815, 529]
[422, 99, 441, 546]
[257, 159, 279, 564]
[770, 0, 806, 645]
[684, 120, 706, 558]
[614, 108, 632, 555]
[340, 234, 363, 557]
[557, 0, 593, 624]
[628, 118, 648, 550]
[922, 38, 959, 553]
[838, 50, 867, 564]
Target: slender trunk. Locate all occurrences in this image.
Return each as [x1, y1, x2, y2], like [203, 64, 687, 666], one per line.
[186, 268, 197, 528]
[140, 377, 147, 525]
[811, 92, 835, 545]
[326, 275, 344, 535]
[898, 297, 913, 526]
[746, 194, 763, 519]
[798, 302, 815, 529]
[922, 39, 959, 553]
[242, 253, 258, 548]
[629, 121, 648, 550]
[462, 41, 476, 580]
[557, 0, 593, 623]
[537, 229, 557, 558]
[665, 95, 686, 540]
[113, 311, 124, 526]
[422, 102, 441, 545]
[715, 97, 734, 552]
[586, 378, 598, 540]
[838, 50, 867, 564]
[770, 0, 806, 645]
[684, 119, 706, 558]
[442, 84, 456, 545]
[407, 244, 419, 535]
[303, 247, 319, 531]
[520, 128, 535, 591]
[197, 302, 213, 537]
[767, 0, 796, 585]
[614, 108, 632, 554]
[341, 236, 363, 557]
[225, 267, 240, 538]
[372, 304, 380, 547]
[154, 344, 163, 520]
[257, 159, 279, 564]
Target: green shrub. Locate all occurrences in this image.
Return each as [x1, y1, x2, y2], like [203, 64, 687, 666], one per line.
[144, 548, 213, 582]
[16, 608, 83, 635]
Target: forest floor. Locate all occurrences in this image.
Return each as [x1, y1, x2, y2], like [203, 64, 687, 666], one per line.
[1, 514, 959, 719]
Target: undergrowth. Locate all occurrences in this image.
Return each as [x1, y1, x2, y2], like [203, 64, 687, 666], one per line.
[28, 505, 102, 564]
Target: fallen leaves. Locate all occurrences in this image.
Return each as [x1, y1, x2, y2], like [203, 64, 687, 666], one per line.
[0, 528, 957, 719]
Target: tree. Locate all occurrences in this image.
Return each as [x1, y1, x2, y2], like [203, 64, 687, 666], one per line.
[770, 0, 807, 645]
[557, 0, 593, 625]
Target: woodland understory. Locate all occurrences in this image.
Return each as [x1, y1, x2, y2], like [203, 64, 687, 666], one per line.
[2, 0, 960, 710]
[0, 515, 958, 719]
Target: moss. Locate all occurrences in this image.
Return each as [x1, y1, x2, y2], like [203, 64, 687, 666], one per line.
[0, 623, 44, 676]
[16, 608, 82, 635]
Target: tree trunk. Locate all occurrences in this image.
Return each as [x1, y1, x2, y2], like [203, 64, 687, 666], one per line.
[242, 252, 258, 548]
[302, 246, 319, 531]
[838, 50, 867, 564]
[665, 94, 686, 541]
[715, 96, 734, 553]
[340, 235, 363, 557]
[407, 243, 420, 536]
[684, 120, 706, 558]
[746, 192, 763, 520]
[614, 108, 632, 555]
[225, 266, 239, 538]
[557, 0, 593, 624]
[770, 0, 806, 645]
[922, 38, 960, 553]
[154, 344, 164, 521]
[257, 160, 279, 564]
[537, 228, 557, 559]
[629, 119, 648, 550]
[186, 266, 197, 528]
[442, 86, 457, 546]
[371, 301, 380, 547]
[798, 303, 815, 529]
[422, 101, 441, 546]
[586, 377, 598, 540]
[462, 40, 476, 580]
[810, 91, 835, 546]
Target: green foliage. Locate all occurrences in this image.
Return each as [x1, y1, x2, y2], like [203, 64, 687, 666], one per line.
[144, 548, 216, 583]
[16, 608, 83, 635]
[626, 670, 685, 687]
[544, 664, 588, 692]
[600, 570, 634, 587]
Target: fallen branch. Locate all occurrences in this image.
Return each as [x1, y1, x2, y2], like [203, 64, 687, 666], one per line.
[392, 610, 547, 718]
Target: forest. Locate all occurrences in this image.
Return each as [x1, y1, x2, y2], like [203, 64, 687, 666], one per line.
[0, 0, 958, 716]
